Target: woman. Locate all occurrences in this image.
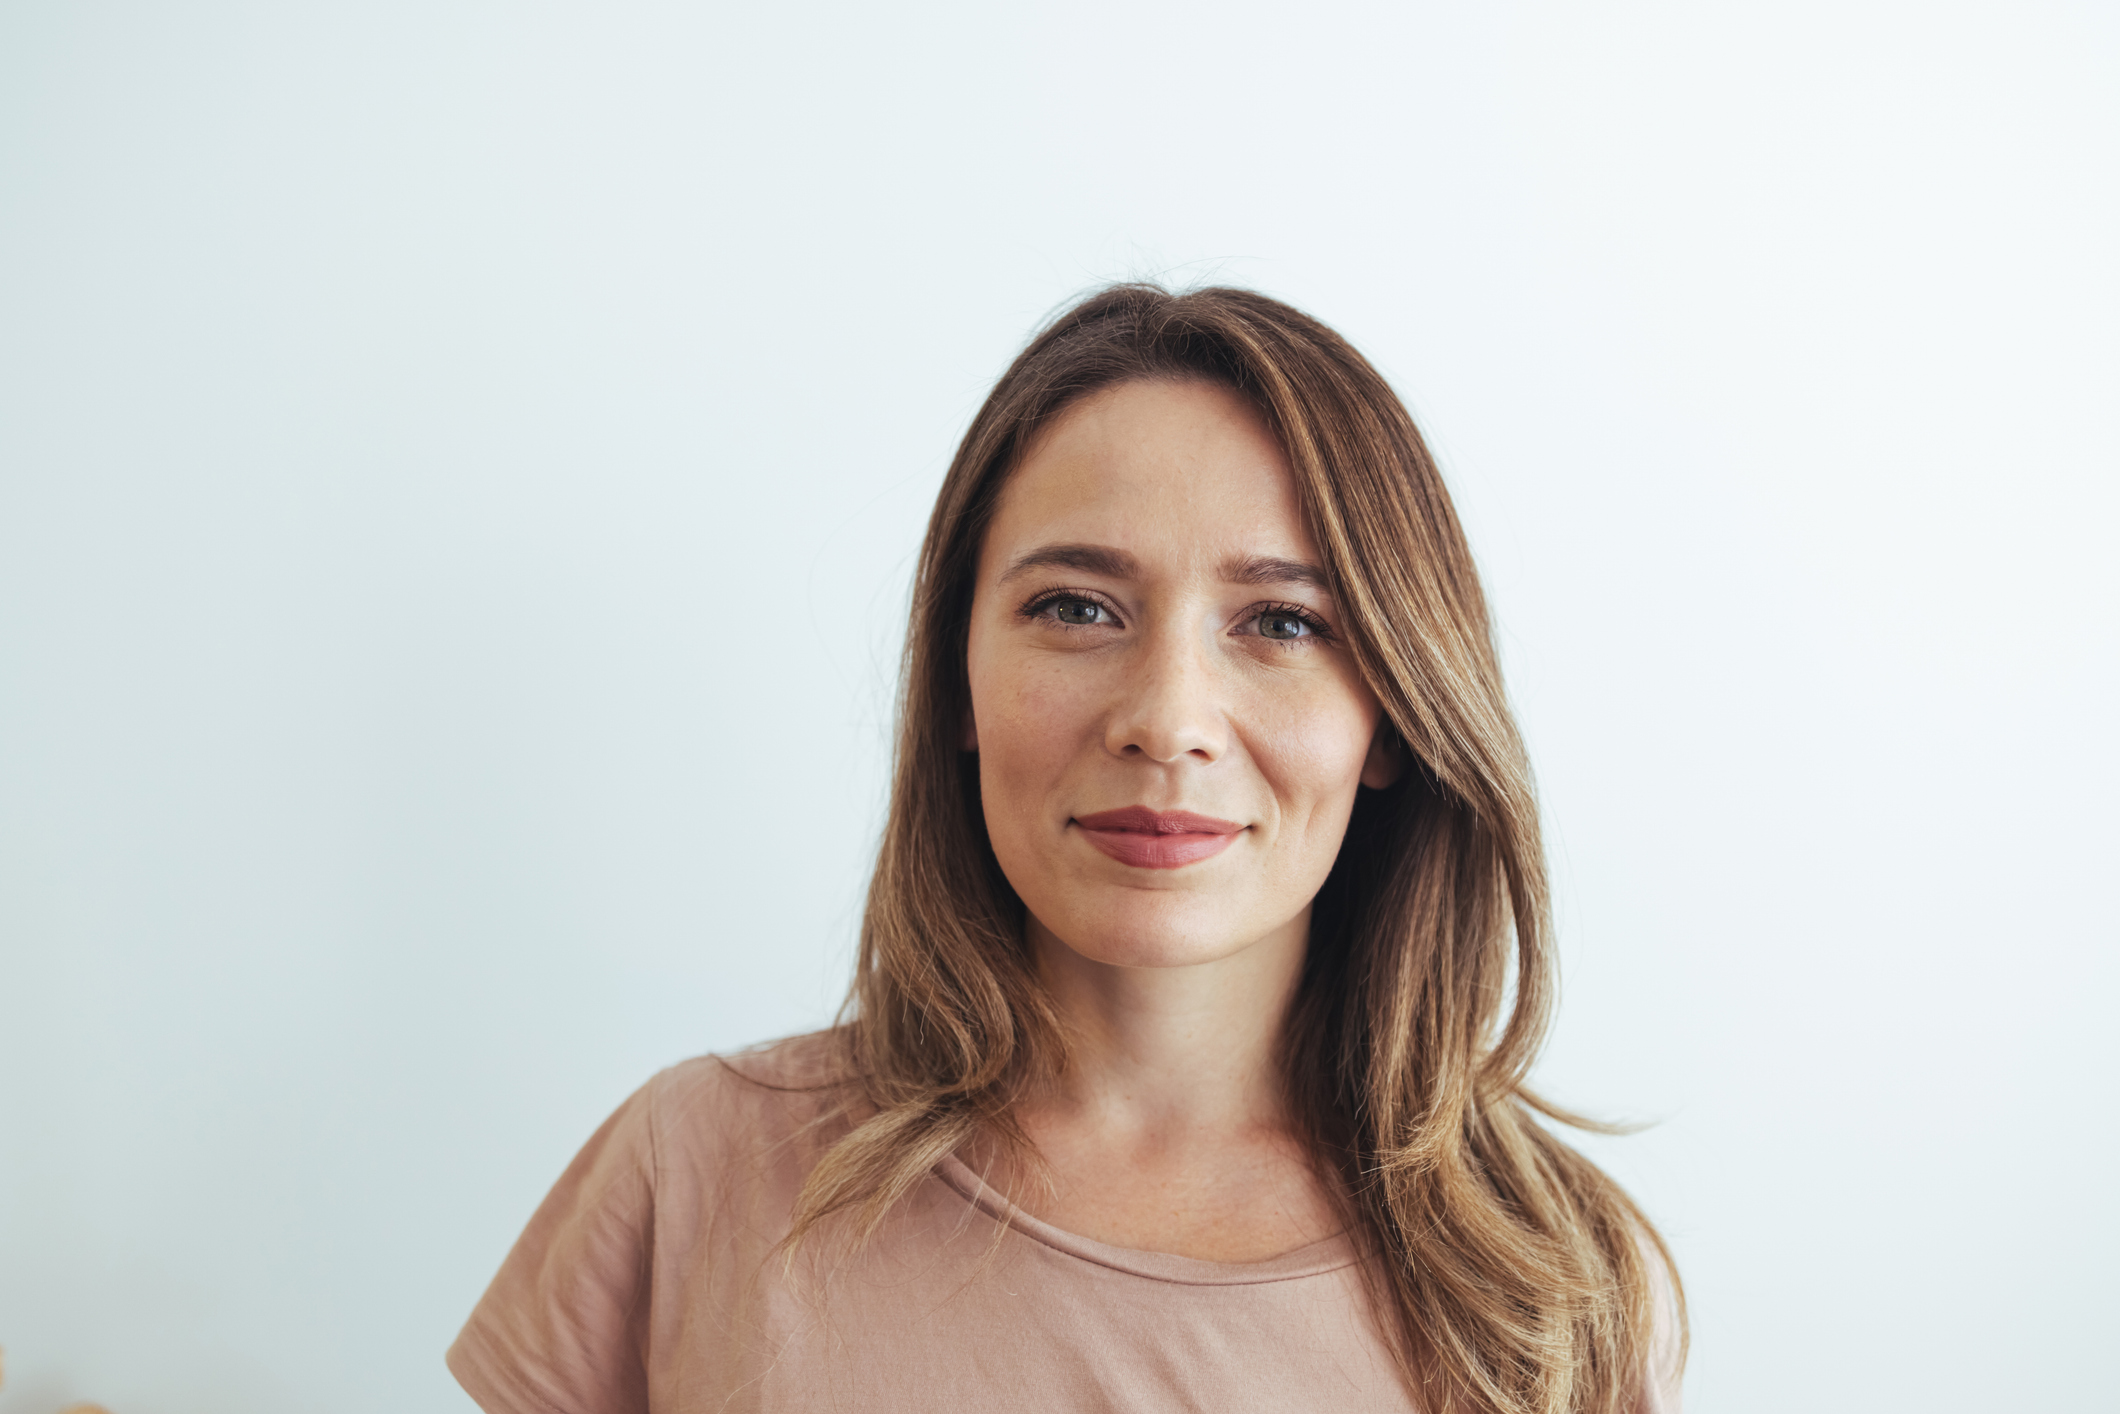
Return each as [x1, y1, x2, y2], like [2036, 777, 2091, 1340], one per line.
[448, 285, 1685, 1414]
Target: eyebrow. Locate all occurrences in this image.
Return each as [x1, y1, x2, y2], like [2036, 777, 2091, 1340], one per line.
[1220, 554, 1332, 592]
[998, 543, 1140, 584]
[997, 543, 1332, 593]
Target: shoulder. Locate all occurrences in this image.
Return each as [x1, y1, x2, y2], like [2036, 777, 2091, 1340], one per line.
[638, 1029, 864, 1194]
[446, 1030, 864, 1414]
[1632, 1227, 1687, 1414]
[662, 1026, 859, 1103]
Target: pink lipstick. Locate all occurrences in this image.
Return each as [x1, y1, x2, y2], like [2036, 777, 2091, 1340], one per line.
[1072, 807, 1245, 870]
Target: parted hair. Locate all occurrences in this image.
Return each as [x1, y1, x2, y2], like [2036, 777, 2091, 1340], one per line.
[788, 284, 1684, 1414]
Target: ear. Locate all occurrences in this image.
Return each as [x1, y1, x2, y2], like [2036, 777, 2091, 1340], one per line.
[961, 708, 979, 753]
[1360, 718, 1405, 790]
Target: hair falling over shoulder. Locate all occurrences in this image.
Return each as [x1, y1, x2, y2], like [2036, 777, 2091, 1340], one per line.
[785, 284, 1685, 1414]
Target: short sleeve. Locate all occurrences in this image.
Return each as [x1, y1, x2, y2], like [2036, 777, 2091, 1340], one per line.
[447, 1076, 662, 1414]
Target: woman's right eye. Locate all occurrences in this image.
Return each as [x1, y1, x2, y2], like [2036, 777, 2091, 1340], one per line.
[1050, 598, 1105, 626]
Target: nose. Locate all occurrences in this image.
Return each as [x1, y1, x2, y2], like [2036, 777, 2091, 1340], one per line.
[1103, 625, 1225, 764]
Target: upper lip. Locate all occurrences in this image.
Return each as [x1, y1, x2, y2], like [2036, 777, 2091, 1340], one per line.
[1072, 807, 1244, 835]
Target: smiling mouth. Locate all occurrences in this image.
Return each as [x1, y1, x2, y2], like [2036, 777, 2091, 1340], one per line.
[1071, 807, 1246, 870]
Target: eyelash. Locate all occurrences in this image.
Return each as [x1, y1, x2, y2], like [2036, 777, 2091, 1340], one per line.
[1017, 589, 1117, 628]
[1248, 600, 1334, 643]
[1015, 590, 1334, 643]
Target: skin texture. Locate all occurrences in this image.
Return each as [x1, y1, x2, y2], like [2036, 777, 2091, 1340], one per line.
[965, 378, 1401, 1262]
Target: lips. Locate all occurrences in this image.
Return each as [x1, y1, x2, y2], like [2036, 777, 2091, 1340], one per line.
[1072, 806, 1245, 870]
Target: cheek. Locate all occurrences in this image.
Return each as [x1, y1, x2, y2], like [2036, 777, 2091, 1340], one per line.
[973, 663, 1061, 763]
[1250, 683, 1378, 831]
[967, 646, 1097, 827]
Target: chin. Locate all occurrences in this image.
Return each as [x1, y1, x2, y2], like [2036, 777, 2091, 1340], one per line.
[1068, 934, 1237, 970]
[1037, 892, 1282, 971]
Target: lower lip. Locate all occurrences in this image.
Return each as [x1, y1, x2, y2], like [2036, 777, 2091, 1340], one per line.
[1076, 827, 1242, 870]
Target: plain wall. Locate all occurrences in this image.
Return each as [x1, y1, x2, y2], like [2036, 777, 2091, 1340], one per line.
[2, 2, 2114, 1410]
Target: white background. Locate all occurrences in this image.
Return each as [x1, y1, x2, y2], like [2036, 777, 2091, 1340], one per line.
[2, 3, 2114, 1410]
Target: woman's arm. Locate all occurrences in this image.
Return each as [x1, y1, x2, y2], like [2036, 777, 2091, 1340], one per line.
[448, 1078, 661, 1414]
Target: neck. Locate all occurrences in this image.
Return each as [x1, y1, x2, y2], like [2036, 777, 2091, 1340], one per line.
[1023, 908, 1310, 1142]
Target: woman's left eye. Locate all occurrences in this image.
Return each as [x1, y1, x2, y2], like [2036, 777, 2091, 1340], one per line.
[1255, 610, 1316, 640]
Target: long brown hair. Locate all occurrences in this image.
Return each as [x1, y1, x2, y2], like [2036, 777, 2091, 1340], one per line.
[790, 284, 1684, 1414]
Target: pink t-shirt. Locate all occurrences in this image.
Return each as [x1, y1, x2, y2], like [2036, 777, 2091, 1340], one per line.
[448, 1032, 1682, 1413]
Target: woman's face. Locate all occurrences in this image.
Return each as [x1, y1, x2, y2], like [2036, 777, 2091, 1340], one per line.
[966, 378, 1399, 972]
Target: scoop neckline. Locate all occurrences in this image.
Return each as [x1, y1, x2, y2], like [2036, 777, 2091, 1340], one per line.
[933, 1153, 1358, 1287]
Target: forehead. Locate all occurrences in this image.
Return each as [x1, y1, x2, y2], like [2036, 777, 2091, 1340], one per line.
[981, 380, 1316, 573]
